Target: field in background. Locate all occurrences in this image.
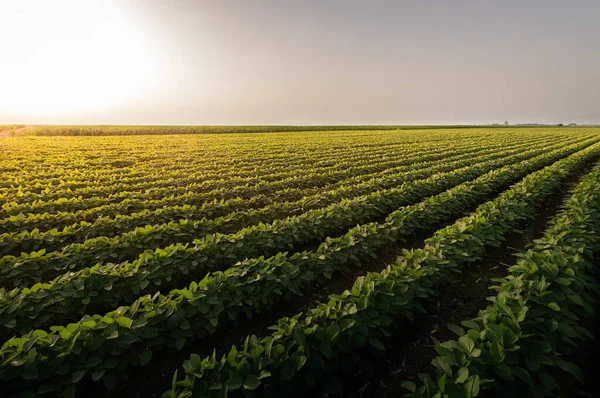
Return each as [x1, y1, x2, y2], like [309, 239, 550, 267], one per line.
[7, 124, 565, 136]
[0, 125, 26, 138]
[1, 127, 600, 397]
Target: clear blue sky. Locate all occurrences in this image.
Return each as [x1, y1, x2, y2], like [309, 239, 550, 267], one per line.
[1, 0, 599, 125]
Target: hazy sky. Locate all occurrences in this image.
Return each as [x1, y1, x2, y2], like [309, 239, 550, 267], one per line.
[1, 0, 599, 125]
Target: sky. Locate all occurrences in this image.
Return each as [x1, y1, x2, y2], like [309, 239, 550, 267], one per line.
[1, 0, 599, 125]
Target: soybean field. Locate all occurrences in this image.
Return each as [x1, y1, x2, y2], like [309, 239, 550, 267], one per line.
[1, 127, 600, 397]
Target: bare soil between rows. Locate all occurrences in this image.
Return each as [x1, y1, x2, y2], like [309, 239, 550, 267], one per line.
[0, 125, 34, 138]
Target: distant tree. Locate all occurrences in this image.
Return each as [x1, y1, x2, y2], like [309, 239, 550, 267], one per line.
[557, 123, 564, 127]
[504, 120, 509, 126]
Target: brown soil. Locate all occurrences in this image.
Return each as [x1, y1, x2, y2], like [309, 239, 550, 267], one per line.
[0, 125, 34, 138]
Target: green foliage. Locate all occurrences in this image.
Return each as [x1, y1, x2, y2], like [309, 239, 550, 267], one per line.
[0, 136, 552, 285]
[2, 128, 600, 397]
[157, 140, 600, 397]
[402, 161, 600, 397]
[4, 136, 593, 339]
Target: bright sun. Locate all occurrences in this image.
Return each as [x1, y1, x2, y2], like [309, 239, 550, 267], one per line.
[0, 0, 156, 116]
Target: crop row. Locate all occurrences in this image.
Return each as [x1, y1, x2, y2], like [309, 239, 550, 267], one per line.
[1, 137, 596, 397]
[403, 160, 600, 397]
[0, 129, 498, 186]
[2, 137, 419, 189]
[159, 143, 600, 397]
[2, 138, 593, 337]
[0, 139, 446, 203]
[0, 135, 561, 247]
[7, 131, 562, 194]
[0, 136, 518, 231]
[0, 134, 550, 219]
[0, 134, 582, 284]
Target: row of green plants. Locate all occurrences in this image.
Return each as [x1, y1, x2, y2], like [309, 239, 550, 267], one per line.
[159, 144, 600, 398]
[0, 136, 529, 240]
[1, 140, 589, 338]
[401, 160, 600, 397]
[0, 139, 436, 204]
[0, 135, 575, 286]
[0, 136, 532, 224]
[3, 132, 559, 201]
[2, 128, 410, 175]
[0, 130, 476, 190]
[2, 139, 596, 397]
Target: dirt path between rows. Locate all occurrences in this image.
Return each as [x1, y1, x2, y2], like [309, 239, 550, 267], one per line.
[0, 125, 35, 138]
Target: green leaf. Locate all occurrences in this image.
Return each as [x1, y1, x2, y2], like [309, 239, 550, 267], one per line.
[251, 346, 264, 359]
[512, 367, 534, 386]
[103, 373, 116, 390]
[72, 369, 86, 383]
[325, 324, 340, 341]
[258, 369, 271, 379]
[461, 320, 480, 331]
[82, 320, 97, 329]
[401, 381, 416, 393]
[437, 373, 447, 393]
[448, 324, 465, 337]
[243, 375, 261, 390]
[456, 367, 469, 383]
[464, 375, 480, 397]
[225, 374, 243, 390]
[293, 328, 306, 346]
[9, 355, 28, 367]
[547, 302, 560, 311]
[62, 384, 76, 398]
[568, 294, 583, 306]
[140, 350, 152, 366]
[339, 318, 356, 331]
[291, 352, 307, 370]
[467, 329, 480, 340]
[227, 346, 238, 367]
[495, 364, 513, 380]
[85, 356, 103, 368]
[175, 338, 186, 351]
[458, 335, 475, 354]
[556, 359, 584, 382]
[190, 354, 202, 368]
[368, 338, 386, 351]
[116, 316, 133, 329]
[320, 342, 333, 359]
[554, 277, 571, 286]
[92, 370, 105, 381]
[432, 357, 453, 376]
[557, 323, 578, 338]
[490, 341, 505, 363]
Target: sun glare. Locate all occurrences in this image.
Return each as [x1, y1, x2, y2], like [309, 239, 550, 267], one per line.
[0, 0, 156, 116]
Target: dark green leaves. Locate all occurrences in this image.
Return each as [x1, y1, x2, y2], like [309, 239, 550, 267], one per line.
[140, 350, 152, 366]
